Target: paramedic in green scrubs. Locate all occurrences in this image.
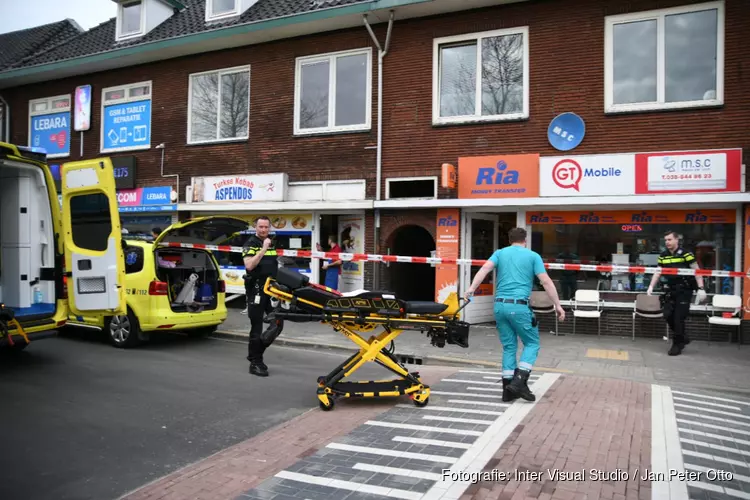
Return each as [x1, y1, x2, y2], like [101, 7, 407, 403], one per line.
[464, 227, 565, 402]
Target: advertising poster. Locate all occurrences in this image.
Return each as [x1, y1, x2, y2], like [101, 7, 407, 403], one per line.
[31, 111, 70, 156]
[338, 215, 365, 293]
[102, 99, 151, 151]
[435, 209, 460, 303]
[190, 174, 287, 203]
[457, 154, 539, 199]
[74, 85, 92, 132]
[744, 206, 750, 320]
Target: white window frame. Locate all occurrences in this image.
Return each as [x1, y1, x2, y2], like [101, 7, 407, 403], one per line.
[604, 1, 725, 114]
[432, 27, 530, 126]
[206, 0, 239, 22]
[385, 176, 438, 200]
[187, 65, 251, 145]
[116, 0, 145, 42]
[28, 94, 72, 159]
[100, 81, 153, 154]
[293, 47, 373, 136]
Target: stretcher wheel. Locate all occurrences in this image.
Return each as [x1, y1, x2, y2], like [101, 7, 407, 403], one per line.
[318, 395, 334, 411]
[413, 397, 429, 408]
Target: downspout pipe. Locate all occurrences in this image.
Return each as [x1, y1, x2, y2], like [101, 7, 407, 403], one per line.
[364, 10, 394, 290]
[0, 93, 10, 143]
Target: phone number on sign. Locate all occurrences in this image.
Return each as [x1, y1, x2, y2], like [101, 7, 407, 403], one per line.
[661, 174, 713, 180]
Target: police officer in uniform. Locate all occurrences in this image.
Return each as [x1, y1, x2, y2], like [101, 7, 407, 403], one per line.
[242, 216, 278, 377]
[647, 230, 706, 356]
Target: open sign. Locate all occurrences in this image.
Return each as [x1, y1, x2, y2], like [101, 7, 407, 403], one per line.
[622, 224, 643, 232]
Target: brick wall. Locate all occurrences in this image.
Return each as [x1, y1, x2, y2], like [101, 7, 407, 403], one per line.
[4, 26, 389, 199]
[379, 0, 750, 196]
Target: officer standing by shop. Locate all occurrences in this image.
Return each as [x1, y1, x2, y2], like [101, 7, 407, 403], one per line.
[647, 230, 707, 356]
[242, 216, 278, 377]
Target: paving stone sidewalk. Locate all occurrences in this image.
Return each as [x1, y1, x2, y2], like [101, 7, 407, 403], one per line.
[217, 309, 750, 395]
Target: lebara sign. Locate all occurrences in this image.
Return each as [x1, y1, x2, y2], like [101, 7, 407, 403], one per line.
[539, 154, 635, 197]
[118, 186, 176, 213]
[457, 154, 539, 199]
[31, 112, 70, 156]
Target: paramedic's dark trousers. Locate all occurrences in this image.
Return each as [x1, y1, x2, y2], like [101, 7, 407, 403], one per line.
[247, 288, 272, 364]
[663, 288, 692, 346]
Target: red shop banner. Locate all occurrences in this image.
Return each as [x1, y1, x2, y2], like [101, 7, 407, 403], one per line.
[635, 149, 743, 195]
[744, 206, 750, 320]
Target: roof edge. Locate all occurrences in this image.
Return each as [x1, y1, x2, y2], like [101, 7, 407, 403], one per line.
[0, 0, 419, 83]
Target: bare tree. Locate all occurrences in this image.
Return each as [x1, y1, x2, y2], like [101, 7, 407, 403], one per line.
[439, 34, 524, 117]
[220, 72, 249, 139]
[190, 71, 249, 141]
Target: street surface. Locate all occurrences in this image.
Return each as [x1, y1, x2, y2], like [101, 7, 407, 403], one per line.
[1, 321, 749, 500]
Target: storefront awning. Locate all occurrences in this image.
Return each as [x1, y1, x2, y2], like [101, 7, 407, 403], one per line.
[179, 200, 374, 212]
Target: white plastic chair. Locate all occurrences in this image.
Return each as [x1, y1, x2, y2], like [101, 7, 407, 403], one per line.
[530, 291, 558, 336]
[632, 294, 667, 342]
[707, 295, 742, 348]
[572, 289, 603, 335]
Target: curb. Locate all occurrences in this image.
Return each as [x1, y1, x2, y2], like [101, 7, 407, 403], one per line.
[211, 329, 573, 374]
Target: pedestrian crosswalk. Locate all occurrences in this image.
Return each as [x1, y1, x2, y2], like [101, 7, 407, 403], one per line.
[655, 386, 750, 500]
[237, 369, 556, 500]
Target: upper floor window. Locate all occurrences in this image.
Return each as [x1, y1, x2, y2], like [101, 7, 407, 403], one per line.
[293, 48, 372, 135]
[604, 1, 724, 113]
[188, 66, 250, 144]
[100, 81, 152, 153]
[28, 95, 72, 158]
[117, 0, 144, 40]
[207, 0, 239, 21]
[433, 27, 529, 125]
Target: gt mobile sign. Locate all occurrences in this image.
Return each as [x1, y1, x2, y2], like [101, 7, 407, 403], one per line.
[540, 154, 636, 196]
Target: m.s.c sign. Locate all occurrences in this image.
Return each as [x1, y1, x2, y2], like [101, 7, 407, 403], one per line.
[457, 154, 539, 199]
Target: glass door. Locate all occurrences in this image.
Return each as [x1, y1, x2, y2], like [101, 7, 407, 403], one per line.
[462, 213, 499, 324]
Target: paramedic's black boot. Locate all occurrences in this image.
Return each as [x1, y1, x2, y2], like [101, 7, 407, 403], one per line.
[507, 368, 535, 402]
[668, 343, 683, 356]
[502, 378, 519, 402]
[249, 362, 268, 377]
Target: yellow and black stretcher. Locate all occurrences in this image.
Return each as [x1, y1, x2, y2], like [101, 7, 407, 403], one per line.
[0, 303, 30, 348]
[261, 267, 471, 411]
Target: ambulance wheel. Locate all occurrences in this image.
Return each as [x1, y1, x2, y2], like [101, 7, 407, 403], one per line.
[106, 309, 140, 349]
[413, 397, 429, 408]
[319, 397, 334, 411]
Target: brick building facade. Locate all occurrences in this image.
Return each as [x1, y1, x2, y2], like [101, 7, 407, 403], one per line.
[0, 0, 746, 340]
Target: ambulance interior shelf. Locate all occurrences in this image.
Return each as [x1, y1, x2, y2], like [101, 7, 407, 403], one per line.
[154, 248, 220, 313]
[0, 160, 57, 320]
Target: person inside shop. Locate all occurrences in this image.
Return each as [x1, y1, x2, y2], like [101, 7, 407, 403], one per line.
[242, 216, 282, 377]
[557, 246, 579, 300]
[647, 230, 707, 356]
[317, 235, 343, 290]
[464, 227, 565, 403]
[152, 227, 162, 240]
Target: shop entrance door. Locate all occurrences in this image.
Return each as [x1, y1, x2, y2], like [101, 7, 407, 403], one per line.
[461, 213, 499, 324]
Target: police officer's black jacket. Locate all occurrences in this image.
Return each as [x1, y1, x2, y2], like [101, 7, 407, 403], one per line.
[657, 247, 698, 291]
[242, 235, 278, 282]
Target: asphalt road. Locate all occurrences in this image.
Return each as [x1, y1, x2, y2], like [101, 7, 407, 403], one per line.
[0, 329, 370, 500]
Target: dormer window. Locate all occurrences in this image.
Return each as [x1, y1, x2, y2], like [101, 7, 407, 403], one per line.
[207, 0, 239, 21]
[117, 0, 144, 40]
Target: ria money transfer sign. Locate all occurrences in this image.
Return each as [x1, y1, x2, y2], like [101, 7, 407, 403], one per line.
[102, 99, 151, 152]
[539, 154, 636, 197]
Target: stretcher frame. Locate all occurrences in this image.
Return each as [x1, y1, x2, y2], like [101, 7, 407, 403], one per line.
[0, 305, 30, 348]
[262, 273, 470, 411]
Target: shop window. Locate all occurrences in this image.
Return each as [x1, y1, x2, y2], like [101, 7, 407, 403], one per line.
[28, 94, 71, 158]
[531, 219, 736, 300]
[100, 81, 152, 153]
[188, 66, 250, 144]
[386, 177, 437, 199]
[604, 2, 724, 113]
[433, 27, 529, 125]
[70, 193, 112, 252]
[294, 48, 372, 135]
[124, 246, 145, 274]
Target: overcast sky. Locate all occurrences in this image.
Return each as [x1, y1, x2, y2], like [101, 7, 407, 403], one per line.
[0, 0, 117, 34]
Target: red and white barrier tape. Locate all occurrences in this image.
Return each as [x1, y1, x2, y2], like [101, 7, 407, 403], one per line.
[157, 242, 749, 279]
